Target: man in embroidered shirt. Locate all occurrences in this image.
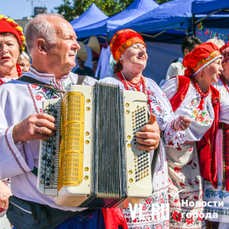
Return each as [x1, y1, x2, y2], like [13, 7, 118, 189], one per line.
[0, 14, 160, 228]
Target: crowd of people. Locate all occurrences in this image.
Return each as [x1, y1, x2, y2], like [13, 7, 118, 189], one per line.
[0, 12, 229, 229]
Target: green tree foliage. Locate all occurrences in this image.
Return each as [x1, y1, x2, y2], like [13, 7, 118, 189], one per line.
[56, 0, 135, 22]
[155, 0, 171, 3]
[56, 0, 172, 22]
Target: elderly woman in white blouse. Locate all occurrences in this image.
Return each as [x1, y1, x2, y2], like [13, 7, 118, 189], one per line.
[100, 29, 191, 229]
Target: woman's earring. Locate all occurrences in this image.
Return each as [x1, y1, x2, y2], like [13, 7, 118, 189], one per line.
[201, 72, 205, 77]
[120, 59, 123, 64]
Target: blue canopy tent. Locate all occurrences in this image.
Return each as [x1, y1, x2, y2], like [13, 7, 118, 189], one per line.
[70, 3, 108, 30]
[192, 0, 229, 40]
[111, 0, 196, 44]
[75, 0, 159, 39]
[192, 0, 229, 15]
[112, 0, 229, 44]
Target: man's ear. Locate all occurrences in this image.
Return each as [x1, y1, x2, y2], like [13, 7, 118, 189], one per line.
[37, 38, 48, 54]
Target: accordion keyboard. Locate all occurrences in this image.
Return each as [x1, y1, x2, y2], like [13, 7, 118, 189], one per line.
[38, 100, 61, 196]
[123, 90, 152, 198]
[132, 107, 150, 182]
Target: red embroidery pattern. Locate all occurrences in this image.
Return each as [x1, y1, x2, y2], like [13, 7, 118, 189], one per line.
[170, 119, 178, 132]
[27, 85, 39, 113]
[123, 189, 169, 229]
[186, 215, 194, 225]
[172, 211, 181, 222]
[174, 167, 181, 173]
[5, 127, 26, 173]
[31, 84, 37, 89]
[30, 68, 54, 78]
[36, 95, 42, 101]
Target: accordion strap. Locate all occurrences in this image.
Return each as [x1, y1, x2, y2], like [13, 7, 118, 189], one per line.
[18, 75, 65, 93]
[77, 75, 87, 85]
[18, 75, 87, 93]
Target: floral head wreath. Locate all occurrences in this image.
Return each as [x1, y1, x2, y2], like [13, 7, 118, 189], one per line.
[0, 15, 26, 51]
[110, 29, 146, 63]
[183, 42, 223, 77]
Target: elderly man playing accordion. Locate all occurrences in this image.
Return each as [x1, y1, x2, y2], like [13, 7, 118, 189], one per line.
[0, 14, 165, 229]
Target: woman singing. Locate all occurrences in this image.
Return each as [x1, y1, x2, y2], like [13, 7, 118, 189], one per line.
[161, 42, 228, 229]
[100, 29, 191, 229]
[0, 14, 26, 217]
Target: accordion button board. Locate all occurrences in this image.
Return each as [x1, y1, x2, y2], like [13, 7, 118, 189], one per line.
[39, 100, 61, 195]
[123, 90, 152, 198]
[37, 83, 153, 207]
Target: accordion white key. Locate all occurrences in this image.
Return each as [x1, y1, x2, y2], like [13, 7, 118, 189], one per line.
[37, 83, 154, 208]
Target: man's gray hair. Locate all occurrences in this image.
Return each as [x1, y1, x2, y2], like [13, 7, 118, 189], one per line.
[25, 13, 64, 54]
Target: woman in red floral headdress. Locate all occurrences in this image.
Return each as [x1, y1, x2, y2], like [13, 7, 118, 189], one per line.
[0, 14, 26, 217]
[161, 42, 228, 229]
[203, 42, 229, 229]
[100, 29, 191, 229]
[0, 15, 26, 84]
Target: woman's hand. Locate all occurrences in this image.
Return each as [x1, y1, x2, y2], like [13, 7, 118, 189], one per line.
[174, 115, 192, 131]
[136, 113, 160, 151]
[0, 180, 12, 209]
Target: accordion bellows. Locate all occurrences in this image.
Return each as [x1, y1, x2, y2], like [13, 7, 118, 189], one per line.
[38, 83, 153, 208]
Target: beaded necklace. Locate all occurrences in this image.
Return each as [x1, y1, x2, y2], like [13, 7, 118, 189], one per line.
[16, 63, 22, 77]
[116, 71, 152, 114]
[220, 75, 229, 93]
[0, 78, 4, 86]
[191, 75, 211, 110]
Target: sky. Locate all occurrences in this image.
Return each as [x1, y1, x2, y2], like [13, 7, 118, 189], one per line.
[1, 0, 63, 19]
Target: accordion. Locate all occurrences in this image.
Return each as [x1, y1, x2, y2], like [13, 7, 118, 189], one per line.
[37, 83, 154, 208]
